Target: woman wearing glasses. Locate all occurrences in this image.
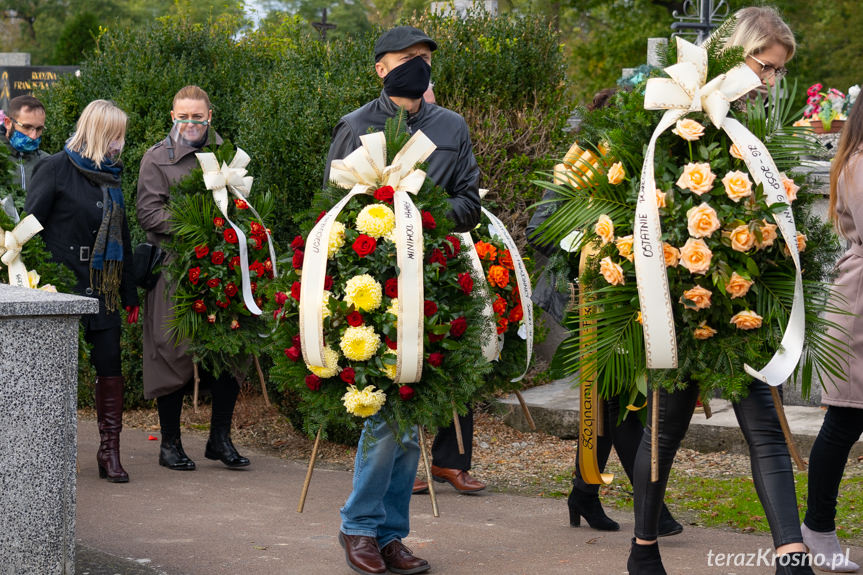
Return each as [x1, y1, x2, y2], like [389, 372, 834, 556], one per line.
[627, 7, 817, 575]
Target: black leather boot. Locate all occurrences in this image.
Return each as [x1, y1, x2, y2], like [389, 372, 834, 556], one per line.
[205, 424, 250, 468]
[627, 538, 667, 575]
[95, 376, 129, 483]
[568, 488, 620, 531]
[657, 504, 683, 537]
[159, 433, 196, 471]
[775, 552, 815, 575]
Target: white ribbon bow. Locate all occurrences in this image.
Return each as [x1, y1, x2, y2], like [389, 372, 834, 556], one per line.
[301, 130, 435, 384]
[635, 36, 806, 386]
[0, 214, 43, 287]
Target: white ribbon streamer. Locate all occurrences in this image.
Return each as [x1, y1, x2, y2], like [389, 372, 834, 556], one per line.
[393, 191, 424, 383]
[0, 214, 43, 287]
[457, 230, 498, 362]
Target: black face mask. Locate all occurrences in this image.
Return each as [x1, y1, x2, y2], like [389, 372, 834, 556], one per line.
[383, 56, 431, 100]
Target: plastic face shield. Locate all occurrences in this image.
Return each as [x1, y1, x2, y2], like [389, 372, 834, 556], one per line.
[170, 119, 210, 148]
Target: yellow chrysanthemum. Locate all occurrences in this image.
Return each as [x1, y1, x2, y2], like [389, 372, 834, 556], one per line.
[342, 384, 387, 418]
[382, 349, 398, 381]
[344, 274, 383, 312]
[340, 325, 381, 362]
[322, 290, 332, 319]
[306, 346, 340, 378]
[328, 221, 346, 258]
[356, 204, 396, 239]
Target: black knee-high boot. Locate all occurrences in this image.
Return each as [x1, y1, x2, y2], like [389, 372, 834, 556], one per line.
[204, 371, 249, 467]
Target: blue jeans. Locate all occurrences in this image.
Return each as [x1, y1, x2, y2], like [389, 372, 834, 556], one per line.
[340, 416, 420, 547]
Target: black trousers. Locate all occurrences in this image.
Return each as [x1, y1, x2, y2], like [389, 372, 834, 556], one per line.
[804, 405, 863, 532]
[572, 397, 642, 494]
[633, 381, 802, 547]
[157, 368, 239, 437]
[432, 408, 473, 471]
[84, 325, 122, 377]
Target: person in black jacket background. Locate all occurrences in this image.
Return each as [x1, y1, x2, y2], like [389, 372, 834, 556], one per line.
[26, 99, 139, 483]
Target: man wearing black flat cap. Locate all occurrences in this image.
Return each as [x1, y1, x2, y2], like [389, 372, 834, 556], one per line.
[325, 25, 481, 575]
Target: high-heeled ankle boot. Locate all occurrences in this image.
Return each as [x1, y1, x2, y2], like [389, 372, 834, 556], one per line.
[775, 552, 816, 575]
[159, 433, 196, 471]
[626, 538, 667, 575]
[567, 488, 619, 531]
[205, 424, 250, 468]
[801, 523, 860, 572]
[658, 504, 683, 537]
[95, 376, 129, 483]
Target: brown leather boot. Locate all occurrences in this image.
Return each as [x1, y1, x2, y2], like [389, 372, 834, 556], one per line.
[338, 532, 386, 575]
[412, 478, 429, 494]
[381, 540, 430, 574]
[95, 376, 129, 483]
[431, 465, 485, 493]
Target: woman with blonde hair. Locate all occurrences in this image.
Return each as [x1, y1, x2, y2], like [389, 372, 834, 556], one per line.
[26, 99, 139, 483]
[800, 96, 863, 573]
[627, 7, 816, 575]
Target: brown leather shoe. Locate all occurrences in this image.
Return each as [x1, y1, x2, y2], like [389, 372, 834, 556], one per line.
[431, 465, 486, 493]
[338, 532, 387, 575]
[380, 539, 430, 574]
[412, 478, 429, 494]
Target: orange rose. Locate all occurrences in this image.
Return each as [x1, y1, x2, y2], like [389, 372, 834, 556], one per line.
[784, 233, 808, 256]
[693, 321, 718, 340]
[679, 238, 713, 275]
[616, 235, 634, 262]
[599, 256, 625, 286]
[729, 144, 745, 160]
[663, 242, 679, 267]
[780, 173, 799, 203]
[492, 294, 507, 315]
[686, 202, 721, 238]
[757, 220, 778, 249]
[475, 241, 497, 261]
[656, 188, 667, 209]
[681, 285, 712, 310]
[722, 170, 753, 203]
[672, 118, 705, 141]
[676, 162, 716, 196]
[730, 310, 763, 330]
[595, 214, 615, 245]
[729, 224, 755, 252]
[725, 272, 754, 299]
[498, 250, 515, 270]
[488, 265, 510, 288]
[607, 161, 625, 185]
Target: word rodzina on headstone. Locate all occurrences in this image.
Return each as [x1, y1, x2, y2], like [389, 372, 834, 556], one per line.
[0, 66, 80, 110]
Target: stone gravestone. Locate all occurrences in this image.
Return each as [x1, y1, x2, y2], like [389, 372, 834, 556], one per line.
[0, 285, 97, 575]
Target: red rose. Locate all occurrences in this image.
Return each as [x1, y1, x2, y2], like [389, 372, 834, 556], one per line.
[450, 316, 467, 338]
[347, 311, 364, 326]
[229, 256, 240, 270]
[216, 299, 229, 309]
[324, 275, 333, 291]
[428, 352, 444, 367]
[284, 346, 301, 362]
[234, 198, 249, 209]
[353, 234, 377, 258]
[508, 303, 524, 322]
[374, 185, 395, 203]
[207, 313, 216, 324]
[290, 235, 305, 250]
[192, 299, 206, 313]
[194, 244, 209, 259]
[250, 221, 265, 236]
[225, 282, 238, 297]
[291, 281, 301, 301]
[429, 248, 447, 269]
[206, 277, 221, 288]
[188, 267, 201, 285]
[315, 210, 327, 223]
[444, 235, 461, 259]
[457, 272, 473, 295]
[273, 308, 282, 320]
[250, 282, 258, 294]
[428, 332, 445, 343]
[292, 249, 304, 269]
[340, 367, 356, 384]
[292, 334, 301, 348]
[211, 251, 225, 265]
[275, 292, 288, 306]
[385, 278, 398, 298]
[253, 236, 264, 250]
[305, 374, 321, 391]
[424, 300, 438, 317]
[251, 261, 266, 277]
[264, 259, 273, 272]
[421, 211, 436, 230]
[385, 336, 398, 350]
[214, 217, 225, 229]
[224, 228, 238, 244]
[399, 385, 415, 400]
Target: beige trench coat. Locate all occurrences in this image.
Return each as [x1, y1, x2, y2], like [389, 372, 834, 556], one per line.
[136, 131, 223, 399]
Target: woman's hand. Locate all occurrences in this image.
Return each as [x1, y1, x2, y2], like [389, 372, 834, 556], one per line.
[125, 305, 139, 324]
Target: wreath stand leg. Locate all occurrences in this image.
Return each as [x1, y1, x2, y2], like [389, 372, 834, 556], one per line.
[193, 363, 200, 414]
[514, 390, 537, 431]
[650, 389, 660, 482]
[252, 355, 271, 408]
[452, 403, 465, 455]
[297, 428, 323, 513]
[703, 398, 712, 419]
[770, 387, 807, 471]
[418, 426, 439, 518]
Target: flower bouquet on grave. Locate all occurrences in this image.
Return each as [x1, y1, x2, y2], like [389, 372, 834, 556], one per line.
[532, 36, 846, 480]
[163, 142, 278, 382]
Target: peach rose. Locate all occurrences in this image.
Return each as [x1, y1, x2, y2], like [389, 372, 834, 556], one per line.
[784, 233, 808, 255]
[729, 224, 755, 252]
[607, 162, 625, 185]
[672, 118, 705, 141]
[656, 188, 667, 208]
[725, 272, 754, 299]
[757, 220, 778, 249]
[616, 235, 634, 262]
[693, 321, 718, 340]
[686, 202, 721, 238]
[663, 242, 679, 267]
[595, 214, 615, 245]
[730, 310, 763, 330]
[729, 144, 745, 160]
[676, 162, 716, 196]
[599, 257, 625, 286]
[780, 173, 800, 203]
[722, 170, 753, 203]
[679, 238, 713, 275]
[681, 285, 712, 310]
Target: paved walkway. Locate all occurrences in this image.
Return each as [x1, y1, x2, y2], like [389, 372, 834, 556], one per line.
[75, 420, 862, 575]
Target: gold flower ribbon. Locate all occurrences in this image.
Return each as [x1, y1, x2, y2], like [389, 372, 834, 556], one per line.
[0, 214, 43, 287]
[302, 131, 435, 384]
